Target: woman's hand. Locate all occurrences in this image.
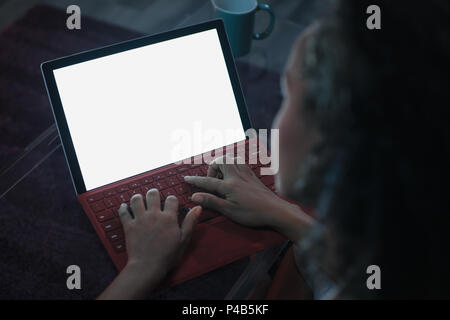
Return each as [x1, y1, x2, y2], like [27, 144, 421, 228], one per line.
[98, 190, 201, 299]
[120, 190, 200, 274]
[184, 156, 314, 242]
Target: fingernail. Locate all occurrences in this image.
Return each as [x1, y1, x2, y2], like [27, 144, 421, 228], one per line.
[191, 193, 203, 203]
[193, 206, 202, 218]
[189, 205, 201, 213]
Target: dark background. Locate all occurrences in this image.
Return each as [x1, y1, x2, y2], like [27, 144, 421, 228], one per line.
[0, 0, 329, 73]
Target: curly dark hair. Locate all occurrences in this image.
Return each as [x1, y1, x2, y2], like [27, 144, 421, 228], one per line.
[293, 0, 450, 298]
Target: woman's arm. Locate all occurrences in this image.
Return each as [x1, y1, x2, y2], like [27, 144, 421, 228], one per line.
[98, 190, 201, 300]
[184, 156, 316, 299]
[98, 260, 165, 300]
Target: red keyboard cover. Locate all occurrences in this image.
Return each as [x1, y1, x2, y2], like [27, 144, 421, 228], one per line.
[78, 140, 286, 286]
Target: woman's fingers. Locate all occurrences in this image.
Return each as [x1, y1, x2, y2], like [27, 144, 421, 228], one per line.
[118, 203, 133, 226]
[130, 194, 145, 219]
[234, 156, 254, 176]
[207, 155, 240, 179]
[191, 192, 230, 214]
[146, 188, 160, 213]
[184, 176, 228, 195]
[181, 206, 202, 243]
[163, 195, 179, 216]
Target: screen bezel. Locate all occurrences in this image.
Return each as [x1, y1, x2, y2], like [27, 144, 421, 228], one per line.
[41, 19, 252, 195]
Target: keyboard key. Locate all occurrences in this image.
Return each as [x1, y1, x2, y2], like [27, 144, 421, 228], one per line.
[104, 198, 118, 208]
[129, 182, 140, 189]
[177, 167, 189, 173]
[142, 185, 153, 193]
[190, 168, 203, 176]
[187, 185, 202, 194]
[113, 242, 126, 253]
[117, 193, 130, 203]
[153, 181, 168, 190]
[96, 210, 114, 222]
[106, 230, 124, 242]
[175, 184, 188, 195]
[166, 177, 179, 187]
[128, 188, 142, 197]
[103, 190, 116, 198]
[141, 177, 153, 185]
[178, 196, 187, 206]
[112, 207, 120, 216]
[101, 218, 121, 232]
[116, 185, 129, 193]
[154, 173, 166, 180]
[162, 189, 177, 199]
[90, 201, 105, 213]
[166, 169, 177, 176]
[87, 193, 103, 203]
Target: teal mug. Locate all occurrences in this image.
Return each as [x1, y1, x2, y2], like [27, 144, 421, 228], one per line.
[211, 0, 275, 57]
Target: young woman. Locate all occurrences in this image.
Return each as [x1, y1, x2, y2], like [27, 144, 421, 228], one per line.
[99, 0, 450, 299]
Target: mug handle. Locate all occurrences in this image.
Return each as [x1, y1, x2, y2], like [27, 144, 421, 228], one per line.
[252, 4, 275, 40]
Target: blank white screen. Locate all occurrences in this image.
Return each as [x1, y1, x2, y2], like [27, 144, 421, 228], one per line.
[53, 29, 246, 191]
